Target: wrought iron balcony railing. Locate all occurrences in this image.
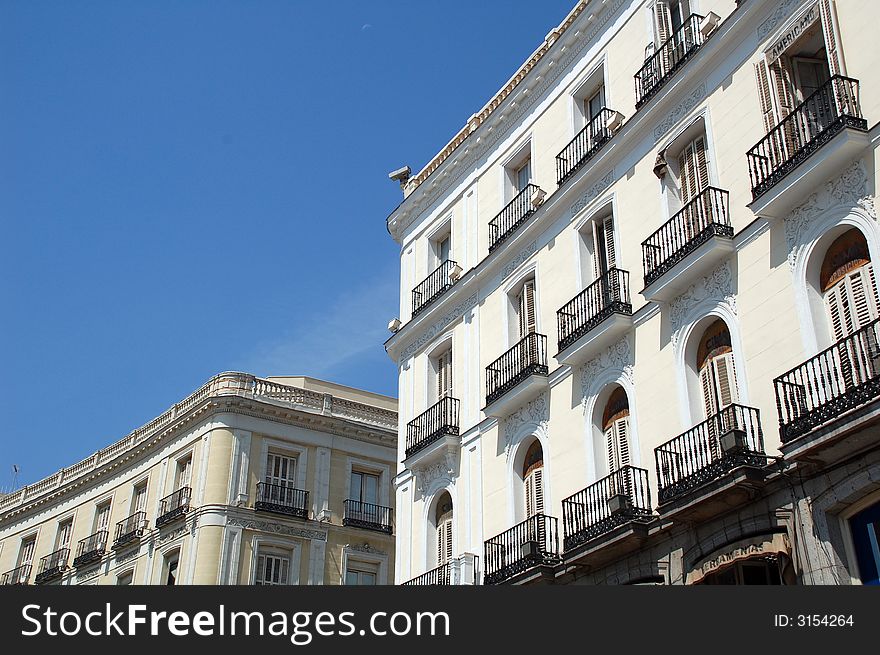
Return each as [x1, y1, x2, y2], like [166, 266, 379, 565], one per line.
[775, 317, 880, 443]
[1, 564, 31, 585]
[254, 482, 309, 519]
[114, 511, 147, 548]
[635, 14, 705, 108]
[489, 183, 544, 252]
[412, 260, 460, 317]
[655, 404, 766, 505]
[557, 267, 631, 352]
[641, 186, 731, 288]
[35, 548, 70, 584]
[402, 562, 452, 586]
[484, 514, 561, 585]
[343, 499, 393, 534]
[562, 466, 653, 552]
[485, 332, 548, 407]
[73, 530, 108, 568]
[156, 486, 191, 528]
[405, 396, 460, 458]
[556, 108, 619, 184]
[748, 76, 866, 200]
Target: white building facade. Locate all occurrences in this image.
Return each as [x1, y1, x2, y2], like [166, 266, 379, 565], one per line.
[387, 0, 880, 585]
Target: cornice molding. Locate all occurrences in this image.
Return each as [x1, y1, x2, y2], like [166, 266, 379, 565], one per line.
[399, 293, 479, 363]
[226, 516, 328, 542]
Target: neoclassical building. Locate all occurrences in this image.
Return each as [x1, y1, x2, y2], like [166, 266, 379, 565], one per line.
[387, 0, 880, 585]
[0, 373, 397, 585]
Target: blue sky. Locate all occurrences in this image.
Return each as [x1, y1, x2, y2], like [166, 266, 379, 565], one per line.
[0, 0, 576, 489]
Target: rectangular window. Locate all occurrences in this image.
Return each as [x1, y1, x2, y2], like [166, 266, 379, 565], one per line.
[515, 158, 531, 193]
[677, 135, 709, 205]
[266, 453, 296, 487]
[117, 571, 133, 586]
[175, 456, 192, 490]
[133, 483, 148, 514]
[95, 503, 111, 533]
[56, 519, 73, 550]
[437, 233, 451, 264]
[350, 471, 380, 506]
[345, 561, 379, 585]
[165, 553, 179, 586]
[255, 553, 290, 585]
[18, 537, 36, 567]
[436, 347, 453, 399]
[585, 86, 605, 122]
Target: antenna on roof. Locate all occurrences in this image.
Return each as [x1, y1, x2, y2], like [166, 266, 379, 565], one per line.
[11, 464, 20, 491]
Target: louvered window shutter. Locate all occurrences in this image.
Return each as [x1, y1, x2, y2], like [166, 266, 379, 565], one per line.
[519, 280, 537, 337]
[712, 352, 739, 410]
[819, 0, 843, 76]
[755, 61, 777, 133]
[825, 284, 849, 342]
[694, 137, 709, 191]
[437, 349, 453, 399]
[700, 363, 718, 419]
[525, 468, 544, 518]
[654, 1, 671, 47]
[256, 555, 266, 585]
[437, 519, 453, 564]
[279, 557, 289, 585]
[606, 418, 631, 474]
[770, 60, 794, 120]
[592, 217, 616, 277]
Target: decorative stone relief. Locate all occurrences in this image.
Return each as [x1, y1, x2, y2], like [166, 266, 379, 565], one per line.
[757, 0, 801, 37]
[412, 457, 455, 495]
[399, 293, 478, 362]
[580, 337, 634, 401]
[669, 262, 736, 337]
[348, 543, 388, 557]
[76, 565, 103, 582]
[571, 170, 615, 217]
[114, 548, 139, 565]
[785, 160, 875, 269]
[226, 516, 327, 542]
[653, 83, 706, 141]
[502, 392, 549, 455]
[502, 241, 538, 279]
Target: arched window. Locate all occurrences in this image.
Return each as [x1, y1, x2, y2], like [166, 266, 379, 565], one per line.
[522, 441, 545, 518]
[602, 387, 630, 474]
[820, 229, 880, 341]
[435, 493, 453, 566]
[697, 319, 739, 419]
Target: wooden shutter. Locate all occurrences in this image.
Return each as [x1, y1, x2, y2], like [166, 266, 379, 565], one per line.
[700, 363, 719, 418]
[593, 215, 617, 277]
[178, 457, 192, 488]
[654, 1, 671, 47]
[525, 468, 545, 518]
[519, 280, 537, 337]
[19, 539, 35, 566]
[437, 348, 453, 399]
[678, 136, 708, 206]
[97, 504, 111, 531]
[819, 0, 843, 76]
[770, 59, 795, 120]
[755, 61, 777, 133]
[135, 485, 148, 513]
[437, 518, 453, 564]
[256, 554, 266, 584]
[605, 417, 631, 474]
[712, 352, 739, 410]
[826, 264, 880, 340]
[58, 521, 72, 549]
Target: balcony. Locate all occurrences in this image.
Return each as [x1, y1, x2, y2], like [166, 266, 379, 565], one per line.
[35, 548, 70, 584]
[73, 530, 108, 568]
[484, 332, 549, 418]
[748, 76, 868, 218]
[556, 267, 632, 367]
[641, 186, 733, 302]
[402, 562, 451, 586]
[484, 514, 561, 585]
[775, 317, 880, 462]
[254, 482, 309, 520]
[635, 14, 705, 109]
[1, 564, 31, 585]
[114, 511, 147, 549]
[556, 108, 622, 185]
[156, 486, 191, 528]
[655, 404, 768, 519]
[342, 500, 393, 534]
[412, 260, 461, 318]
[562, 466, 654, 561]
[405, 396, 460, 460]
[488, 183, 545, 252]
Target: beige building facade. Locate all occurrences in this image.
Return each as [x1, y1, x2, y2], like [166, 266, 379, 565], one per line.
[387, 0, 880, 585]
[0, 372, 397, 585]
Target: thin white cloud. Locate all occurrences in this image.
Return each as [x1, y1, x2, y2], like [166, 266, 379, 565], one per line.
[361, 23, 372, 31]
[242, 273, 398, 378]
